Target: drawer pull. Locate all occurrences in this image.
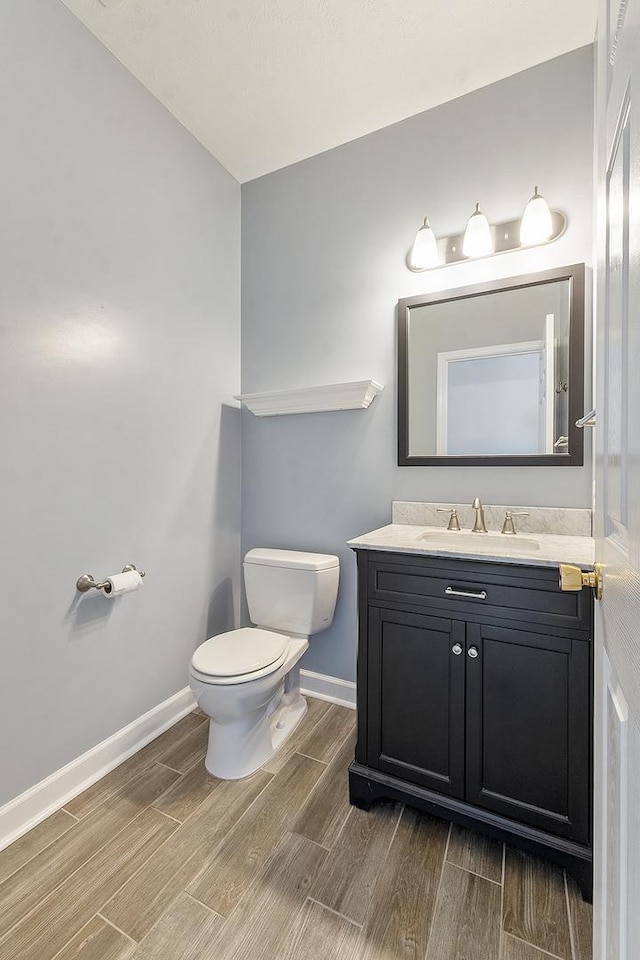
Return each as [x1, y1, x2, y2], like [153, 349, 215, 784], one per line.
[468, 646, 479, 659]
[445, 586, 487, 600]
[452, 643, 463, 656]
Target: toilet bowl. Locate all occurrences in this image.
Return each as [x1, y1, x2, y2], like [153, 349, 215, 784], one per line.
[189, 548, 339, 779]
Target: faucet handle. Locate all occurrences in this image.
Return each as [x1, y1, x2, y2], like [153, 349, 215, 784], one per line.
[437, 507, 461, 531]
[501, 510, 529, 535]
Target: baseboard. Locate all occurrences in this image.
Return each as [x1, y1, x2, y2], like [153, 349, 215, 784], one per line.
[300, 669, 356, 710]
[0, 673, 354, 853]
[0, 686, 197, 853]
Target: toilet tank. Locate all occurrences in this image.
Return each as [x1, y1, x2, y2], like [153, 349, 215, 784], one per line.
[243, 548, 340, 637]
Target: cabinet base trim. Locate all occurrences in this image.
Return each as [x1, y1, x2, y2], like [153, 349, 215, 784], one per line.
[349, 762, 593, 901]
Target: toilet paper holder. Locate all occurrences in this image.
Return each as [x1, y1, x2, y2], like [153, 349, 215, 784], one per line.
[76, 564, 146, 594]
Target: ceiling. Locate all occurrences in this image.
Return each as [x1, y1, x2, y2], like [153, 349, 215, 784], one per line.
[60, 0, 597, 183]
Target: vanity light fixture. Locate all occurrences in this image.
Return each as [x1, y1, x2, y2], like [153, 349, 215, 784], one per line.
[520, 186, 554, 245]
[408, 217, 440, 270]
[462, 203, 493, 258]
[406, 186, 566, 272]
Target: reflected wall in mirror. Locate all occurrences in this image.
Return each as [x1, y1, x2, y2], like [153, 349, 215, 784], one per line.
[398, 264, 585, 466]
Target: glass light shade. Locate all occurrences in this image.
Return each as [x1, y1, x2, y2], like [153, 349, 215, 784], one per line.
[520, 187, 553, 245]
[462, 203, 493, 258]
[409, 217, 439, 269]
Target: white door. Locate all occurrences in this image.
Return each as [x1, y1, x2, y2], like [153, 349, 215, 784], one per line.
[594, 1, 640, 958]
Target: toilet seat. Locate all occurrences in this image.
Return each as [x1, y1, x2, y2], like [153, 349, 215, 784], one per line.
[190, 627, 290, 686]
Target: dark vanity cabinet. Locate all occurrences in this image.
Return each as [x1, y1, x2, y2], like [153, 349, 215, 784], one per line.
[350, 550, 594, 898]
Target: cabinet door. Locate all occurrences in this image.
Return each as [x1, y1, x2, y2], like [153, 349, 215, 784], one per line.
[367, 607, 466, 797]
[465, 622, 591, 843]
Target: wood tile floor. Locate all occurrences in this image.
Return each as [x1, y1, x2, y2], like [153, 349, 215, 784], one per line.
[0, 701, 593, 960]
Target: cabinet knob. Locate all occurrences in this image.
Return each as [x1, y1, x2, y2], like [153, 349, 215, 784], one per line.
[452, 643, 463, 656]
[468, 646, 479, 659]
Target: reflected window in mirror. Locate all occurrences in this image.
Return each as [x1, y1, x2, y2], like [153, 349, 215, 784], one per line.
[398, 264, 586, 466]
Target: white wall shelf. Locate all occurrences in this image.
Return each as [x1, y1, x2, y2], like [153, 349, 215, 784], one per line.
[235, 379, 384, 417]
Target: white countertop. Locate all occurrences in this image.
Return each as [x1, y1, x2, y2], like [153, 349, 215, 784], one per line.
[347, 523, 595, 570]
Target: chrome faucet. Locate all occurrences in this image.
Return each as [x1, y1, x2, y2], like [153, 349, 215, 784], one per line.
[471, 497, 488, 533]
[501, 510, 530, 535]
[436, 507, 461, 531]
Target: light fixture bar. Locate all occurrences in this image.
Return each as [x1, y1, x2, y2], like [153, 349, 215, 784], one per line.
[406, 210, 566, 273]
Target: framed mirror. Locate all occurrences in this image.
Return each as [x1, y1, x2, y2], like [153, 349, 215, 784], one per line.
[398, 264, 586, 466]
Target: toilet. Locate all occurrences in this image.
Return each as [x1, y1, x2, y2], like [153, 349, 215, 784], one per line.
[189, 548, 340, 779]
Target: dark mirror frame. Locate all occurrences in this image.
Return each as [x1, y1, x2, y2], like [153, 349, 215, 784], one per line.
[398, 263, 586, 467]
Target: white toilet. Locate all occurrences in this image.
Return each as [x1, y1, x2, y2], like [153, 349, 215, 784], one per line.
[189, 548, 340, 779]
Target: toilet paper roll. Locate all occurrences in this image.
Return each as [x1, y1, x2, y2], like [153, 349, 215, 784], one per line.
[103, 570, 143, 597]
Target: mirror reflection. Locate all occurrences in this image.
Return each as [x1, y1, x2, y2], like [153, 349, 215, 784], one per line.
[398, 266, 585, 466]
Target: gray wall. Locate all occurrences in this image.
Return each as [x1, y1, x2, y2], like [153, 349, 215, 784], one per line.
[0, 0, 241, 804]
[241, 46, 594, 683]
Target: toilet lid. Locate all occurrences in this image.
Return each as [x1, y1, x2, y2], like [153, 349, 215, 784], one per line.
[191, 628, 288, 678]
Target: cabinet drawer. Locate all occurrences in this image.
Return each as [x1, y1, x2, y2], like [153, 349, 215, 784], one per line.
[367, 552, 592, 633]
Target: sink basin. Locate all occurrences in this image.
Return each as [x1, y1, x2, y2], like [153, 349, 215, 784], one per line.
[416, 530, 541, 552]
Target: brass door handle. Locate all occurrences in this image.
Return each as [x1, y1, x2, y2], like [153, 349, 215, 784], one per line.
[559, 563, 603, 601]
